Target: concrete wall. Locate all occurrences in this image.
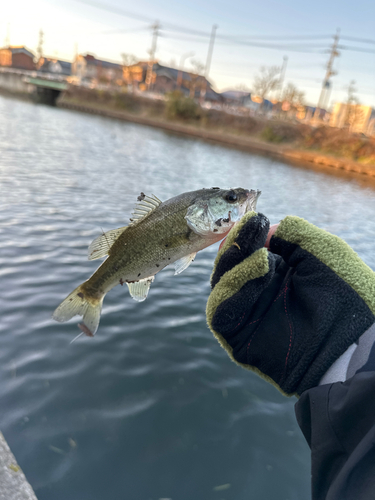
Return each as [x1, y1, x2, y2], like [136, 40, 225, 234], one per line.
[0, 69, 34, 94]
[0, 432, 38, 499]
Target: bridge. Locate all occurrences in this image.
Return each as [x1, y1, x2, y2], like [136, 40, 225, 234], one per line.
[0, 68, 68, 105]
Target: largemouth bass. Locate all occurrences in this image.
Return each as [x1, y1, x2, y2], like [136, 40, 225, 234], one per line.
[53, 187, 260, 337]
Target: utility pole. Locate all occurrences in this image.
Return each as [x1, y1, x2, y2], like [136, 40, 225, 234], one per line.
[177, 51, 194, 89]
[202, 24, 218, 100]
[5, 23, 10, 47]
[315, 29, 340, 119]
[278, 55, 288, 101]
[146, 21, 160, 91]
[37, 29, 44, 62]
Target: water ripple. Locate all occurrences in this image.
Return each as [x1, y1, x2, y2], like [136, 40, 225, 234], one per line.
[2, 95, 375, 500]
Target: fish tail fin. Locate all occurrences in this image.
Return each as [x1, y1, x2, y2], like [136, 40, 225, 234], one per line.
[53, 285, 105, 337]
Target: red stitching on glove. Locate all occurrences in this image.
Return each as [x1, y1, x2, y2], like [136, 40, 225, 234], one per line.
[246, 320, 263, 358]
[283, 284, 293, 371]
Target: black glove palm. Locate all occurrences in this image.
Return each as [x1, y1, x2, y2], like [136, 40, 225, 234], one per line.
[206, 212, 375, 396]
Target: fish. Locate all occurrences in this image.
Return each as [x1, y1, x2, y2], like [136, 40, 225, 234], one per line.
[53, 187, 261, 337]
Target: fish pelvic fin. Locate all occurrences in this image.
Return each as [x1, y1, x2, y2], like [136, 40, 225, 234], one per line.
[52, 285, 104, 337]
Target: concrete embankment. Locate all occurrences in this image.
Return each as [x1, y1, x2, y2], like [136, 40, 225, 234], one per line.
[0, 432, 38, 500]
[58, 100, 375, 179]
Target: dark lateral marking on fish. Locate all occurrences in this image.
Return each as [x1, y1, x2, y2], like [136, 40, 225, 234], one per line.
[119, 278, 124, 286]
[137, 192, 146, 201]
[222, 217, 230, 223]
[138, 273, 141, 277]
[78, 323, 94, 337]
[213, 228, 218, 232]
[211, 187, 220, 190]
[215, 218, 222, 227]
[165, 244, 168, 248]
[155, 264, 160, 267]
[77, 292, 84, 299]
[168, 258, 171, 260]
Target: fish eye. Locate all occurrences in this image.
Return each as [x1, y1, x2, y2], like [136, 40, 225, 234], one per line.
[225, 190, 237, 203]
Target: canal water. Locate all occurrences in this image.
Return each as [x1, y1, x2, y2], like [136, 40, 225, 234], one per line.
[1, 94, 375, 500]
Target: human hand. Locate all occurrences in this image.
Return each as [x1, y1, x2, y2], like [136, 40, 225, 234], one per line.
[207, 212, 375, 396]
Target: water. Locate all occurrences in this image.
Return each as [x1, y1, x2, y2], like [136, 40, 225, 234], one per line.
[1, 95, 375, 500]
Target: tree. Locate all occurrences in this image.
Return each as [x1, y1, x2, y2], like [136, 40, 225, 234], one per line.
[121, 53, 137, 67]
[189, 59, 205, 98]
[235, 83, 250, 92]
[253, 65, 281, 102]
[121, 53, 137, 90]
[281, 82, 305, 107]
[344, 80, 364, 132]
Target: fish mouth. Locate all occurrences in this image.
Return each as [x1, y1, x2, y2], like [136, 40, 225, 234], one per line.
[246, 189, 261, 211]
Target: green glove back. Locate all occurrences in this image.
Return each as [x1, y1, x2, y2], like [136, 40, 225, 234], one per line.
[206, 212, 375, 396]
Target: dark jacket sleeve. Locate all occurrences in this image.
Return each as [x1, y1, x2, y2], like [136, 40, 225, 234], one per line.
[295, 371, 375, 500]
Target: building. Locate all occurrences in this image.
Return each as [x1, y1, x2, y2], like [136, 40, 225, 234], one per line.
[330, 102, 375, 136]
[123, 61, 222, 101]
[72, 54, 122, 84]
[0, 46, 35, 70]
[220, 90, 252, 106]
[37, 57, 71, 76]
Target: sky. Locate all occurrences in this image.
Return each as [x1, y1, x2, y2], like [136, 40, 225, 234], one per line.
[2, 0, 375, 107]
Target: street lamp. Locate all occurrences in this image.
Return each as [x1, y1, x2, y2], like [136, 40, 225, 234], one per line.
[177, 51, 194, 90]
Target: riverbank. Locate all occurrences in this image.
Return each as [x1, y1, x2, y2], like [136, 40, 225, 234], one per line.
[58, 95, 375, 179]
[0, 432, 38, 499]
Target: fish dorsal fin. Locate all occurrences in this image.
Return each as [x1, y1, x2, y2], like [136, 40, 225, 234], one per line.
[127, 276, 155, 302]
[129, 193, 162, 226]
[88, 227, 127, 260]
[174, 252, 197, 275]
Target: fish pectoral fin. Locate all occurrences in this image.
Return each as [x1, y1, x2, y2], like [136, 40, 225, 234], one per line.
[185, 202, 213, 236]
[127, 276, 155, 302]
[129, 194, 162, 226]
[174, 252, 197, 275]
[88, 227, 127, 260]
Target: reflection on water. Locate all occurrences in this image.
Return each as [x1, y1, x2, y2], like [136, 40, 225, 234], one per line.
[1, 95, 375, 500]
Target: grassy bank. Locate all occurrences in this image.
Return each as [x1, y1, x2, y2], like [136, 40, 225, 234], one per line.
[57, 87, 375, 177]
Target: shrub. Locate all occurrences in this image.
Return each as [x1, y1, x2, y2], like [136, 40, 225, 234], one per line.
[166, 91, 200, 120]
[260, 125, 283, 143]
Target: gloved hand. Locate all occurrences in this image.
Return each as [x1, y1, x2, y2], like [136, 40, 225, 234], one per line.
[206, 211, 375, 396]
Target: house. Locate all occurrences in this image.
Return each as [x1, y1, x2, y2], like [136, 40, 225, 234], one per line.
[123, 61, 222, 101]
[0, 46, 35, 70]
[37, 57, 71, 76]
[330, 102, 375, 135]
[221, 90, 252, 106]
[72, 54, 122, 83]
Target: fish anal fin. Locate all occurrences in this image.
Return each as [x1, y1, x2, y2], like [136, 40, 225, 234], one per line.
[127, 276, 155, 302]
[174, 252, 197, 275]
[88, 227, 127, 260]
[129, 194, 162, 226]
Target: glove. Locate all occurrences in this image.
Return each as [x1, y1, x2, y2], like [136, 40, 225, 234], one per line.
[206, 211, 375, 396]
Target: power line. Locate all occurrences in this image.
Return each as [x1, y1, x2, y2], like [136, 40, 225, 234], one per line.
[217, 34, 333, 41]
[71, 0, 339, 45]
[161, 33, 327, 52]
[341, 36, 375, 46]
[339, 45, 375, 55]
[95, 26, 151, 35]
